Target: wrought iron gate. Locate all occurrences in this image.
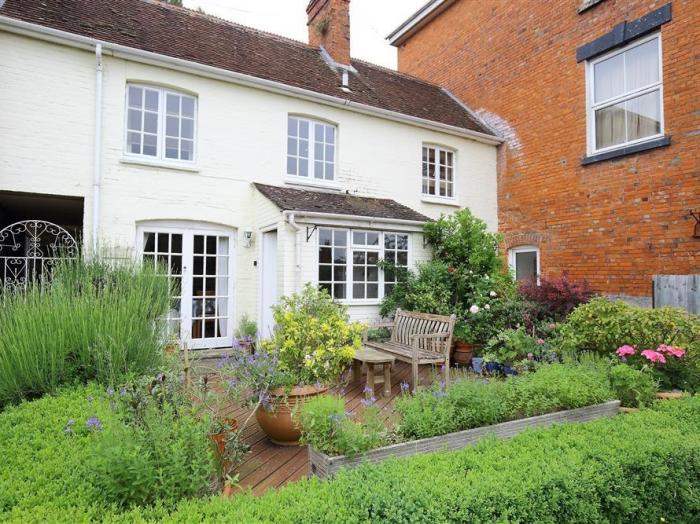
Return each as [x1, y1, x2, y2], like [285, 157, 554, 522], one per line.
[0, 220, 79, 288]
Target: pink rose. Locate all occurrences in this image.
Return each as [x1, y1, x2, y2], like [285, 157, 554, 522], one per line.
[537, 338, 545, 345]
[641, 349, 666, 364]
[616, 345, 636, 357]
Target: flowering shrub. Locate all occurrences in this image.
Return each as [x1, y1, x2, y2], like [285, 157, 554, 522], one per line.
[260, 284, 364, 387]
[614, 343, 690, 391]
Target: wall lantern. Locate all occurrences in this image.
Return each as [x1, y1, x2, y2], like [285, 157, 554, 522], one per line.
[242, 229, 254, 248]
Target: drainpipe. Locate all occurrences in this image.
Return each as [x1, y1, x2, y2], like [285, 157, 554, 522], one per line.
[284, 212, 302, 291]
[91, 43, 103, 254]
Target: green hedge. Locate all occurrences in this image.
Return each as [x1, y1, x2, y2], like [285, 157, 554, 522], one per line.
[3, 387, 700, 523]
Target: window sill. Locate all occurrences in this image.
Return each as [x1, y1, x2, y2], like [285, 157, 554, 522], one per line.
[284, 177, 341, 191]
[581, 135, 671, 166]
[120, 156, 200, 173]
[421, 196, 461, 207]
[339, 300, 382, 307]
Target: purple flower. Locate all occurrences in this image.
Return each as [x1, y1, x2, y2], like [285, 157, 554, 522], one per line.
[85, 416, 102, 431]
[119, 387, 127, 397]
[339, 387, 346, 396]
[106, 387, 114, 397]
[362, 385, 374, 395]
[433, 390, 447, 398]
[216, 355, 232, 369]
[315, 381, 322, 390]
[440, 365, 446, 373]
[64, 419, 75, 435]
[227, 378, 238, 388]
[86, 395, 94, 402]
[438, 381, 446, 391]
[400, 381, 410, 393]
[360, 396, 377, 407]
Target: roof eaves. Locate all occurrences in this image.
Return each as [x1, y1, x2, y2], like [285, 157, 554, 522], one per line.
[440, 88, 502, 139]
[387, 0, 456, 46]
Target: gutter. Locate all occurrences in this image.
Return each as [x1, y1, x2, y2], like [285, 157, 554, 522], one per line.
[91, 43, 103, 252]
[282, 210, 428, 227]
[284, 212, 303, 291]
[0, 15, 502, 146]
[387, 0, 456, 47]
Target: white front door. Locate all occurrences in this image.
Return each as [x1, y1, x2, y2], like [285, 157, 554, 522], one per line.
[260, 230, 278, 339]
[139, 224, 235, 349]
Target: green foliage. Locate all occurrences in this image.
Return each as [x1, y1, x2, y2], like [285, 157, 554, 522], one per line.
[0, 258, 170, 406]
[379, 260, 453, 317]
[298, 395, 385, 456]
[233, 314, 257, 340]
[483, 326, 541, 365]
[4, 390, 700, 522]
[423, 208, 503, 275]
[560, 298, 700, 391]
[608, 364, 658, 408]
[91, 401, 214, 509]
[261, 284, 364, 387]
[504, 363, 613, 418]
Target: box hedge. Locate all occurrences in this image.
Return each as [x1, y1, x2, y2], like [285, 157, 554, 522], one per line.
[2, 387, 699, 523]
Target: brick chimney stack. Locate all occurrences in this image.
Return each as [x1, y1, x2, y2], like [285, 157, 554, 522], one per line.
[307, 0, 351, 66]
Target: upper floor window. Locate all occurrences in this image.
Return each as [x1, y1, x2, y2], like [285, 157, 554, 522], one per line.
[422, 145, 454, 198]
[125, 84, 197, 163]
[587, 34, 662, 153]
[287, 116, 336, 182]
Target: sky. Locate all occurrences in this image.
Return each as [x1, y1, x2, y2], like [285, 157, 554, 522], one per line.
[181, 0, 426, 69]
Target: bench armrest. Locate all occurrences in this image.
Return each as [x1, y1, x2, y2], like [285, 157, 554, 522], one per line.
[410, 332, 451, 357]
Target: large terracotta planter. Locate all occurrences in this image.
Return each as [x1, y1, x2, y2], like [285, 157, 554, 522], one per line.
[452, 342, 480, 366]
[255, 385, 327, 446]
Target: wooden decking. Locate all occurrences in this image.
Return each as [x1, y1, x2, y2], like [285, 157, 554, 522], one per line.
[211, 360, 440, 495]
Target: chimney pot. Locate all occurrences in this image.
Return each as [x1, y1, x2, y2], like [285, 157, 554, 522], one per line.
[307, 0, 351, 66]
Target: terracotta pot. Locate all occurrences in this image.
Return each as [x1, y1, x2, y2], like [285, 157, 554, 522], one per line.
[210, 418, 239, 458]
[255, 385, 327, 446]
[452, 341, 479, 366]
[164, 343, 178, 355]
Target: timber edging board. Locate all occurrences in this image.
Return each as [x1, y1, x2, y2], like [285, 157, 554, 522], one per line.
[308, 400, 621, 478]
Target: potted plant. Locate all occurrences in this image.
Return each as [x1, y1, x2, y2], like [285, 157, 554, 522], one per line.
[220, 285, 364, 446]
[452, 322, 479, 366]
[234, 314, 258, 353]
[482, 326, 542, 376]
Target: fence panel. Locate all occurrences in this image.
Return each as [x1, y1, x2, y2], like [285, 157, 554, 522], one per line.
[652, 275, 700, 314]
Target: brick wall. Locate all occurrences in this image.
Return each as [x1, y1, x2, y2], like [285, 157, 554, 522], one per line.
[397, 0, 700, 300]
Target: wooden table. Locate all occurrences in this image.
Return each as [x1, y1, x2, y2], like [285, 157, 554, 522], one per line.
[352, 346, 395, 397]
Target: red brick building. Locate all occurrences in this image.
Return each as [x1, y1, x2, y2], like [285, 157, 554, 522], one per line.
[390, 0, 699, 305]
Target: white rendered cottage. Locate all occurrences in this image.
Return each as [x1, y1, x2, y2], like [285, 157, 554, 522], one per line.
[0, 0, 501, 349]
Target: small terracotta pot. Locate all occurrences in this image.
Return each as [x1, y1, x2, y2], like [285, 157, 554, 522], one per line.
[210, 418, 239, 458]
[222, 484, 241, 498]
[255, 385, 327, 446]
[164, 343, 178, 355]
[452, 341, 479, 366]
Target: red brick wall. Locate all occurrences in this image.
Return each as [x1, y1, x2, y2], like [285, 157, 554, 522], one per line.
[397, 0, 699, 301]
[307, 0, 351, 65]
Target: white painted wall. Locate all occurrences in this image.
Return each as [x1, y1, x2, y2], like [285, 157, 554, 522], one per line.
[0, 31, 497, 328]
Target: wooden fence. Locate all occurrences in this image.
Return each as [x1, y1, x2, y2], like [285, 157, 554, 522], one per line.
[652, 275, 700, 314]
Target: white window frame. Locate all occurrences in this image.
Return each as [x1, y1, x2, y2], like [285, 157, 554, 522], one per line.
[316, 228, 411, 305]
[586, 33, 664, 155]
[508, 245, 540, 284]
[421, 143, 457, 202]
[286, 115, 337, 186]
[123, 83, 198, 166]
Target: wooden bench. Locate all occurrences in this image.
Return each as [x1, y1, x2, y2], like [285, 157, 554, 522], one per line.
[363, 309, 456, 389]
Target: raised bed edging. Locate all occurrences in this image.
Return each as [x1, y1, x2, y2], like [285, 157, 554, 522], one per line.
[309, 400, 621, 478]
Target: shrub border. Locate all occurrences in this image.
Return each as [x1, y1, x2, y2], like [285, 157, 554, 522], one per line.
[309, 400, 620, 478]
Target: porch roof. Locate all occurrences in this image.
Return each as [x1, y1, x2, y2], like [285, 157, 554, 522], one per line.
[253, 183, 430, 223]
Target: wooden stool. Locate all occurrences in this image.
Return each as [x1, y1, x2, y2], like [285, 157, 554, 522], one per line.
[352, 346, 395, 397]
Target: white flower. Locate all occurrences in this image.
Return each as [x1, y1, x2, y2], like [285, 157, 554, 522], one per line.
[304, 355, 313, 361]
[484, 304, 491, 310]
[489, 291, 497, 297]
[469, 305, 480, 314]
[485, 275, 490, 280]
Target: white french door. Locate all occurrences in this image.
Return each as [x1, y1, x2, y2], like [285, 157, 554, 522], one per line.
[139, 224, 234, 349]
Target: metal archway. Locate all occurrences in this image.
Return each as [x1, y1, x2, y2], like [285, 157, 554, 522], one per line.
[0, 220, 79, 288]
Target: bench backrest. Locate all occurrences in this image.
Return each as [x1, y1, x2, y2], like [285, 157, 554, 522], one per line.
[391, 309, 456, 353]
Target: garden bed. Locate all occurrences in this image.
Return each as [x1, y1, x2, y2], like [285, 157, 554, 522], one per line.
[309, 400, 620, 477]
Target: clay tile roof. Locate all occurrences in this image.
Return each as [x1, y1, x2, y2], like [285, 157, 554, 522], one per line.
[254, 183, 430, 223]
[0, 0, 494, 135]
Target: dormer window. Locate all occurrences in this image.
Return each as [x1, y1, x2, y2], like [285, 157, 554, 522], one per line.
[125, 84, 197, 163]
[287, 116, 336, 182]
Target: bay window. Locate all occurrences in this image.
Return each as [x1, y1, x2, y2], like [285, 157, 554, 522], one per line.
[125, 84, 197, 163]
[318, 228, 410, 301]
[587, 34, 663, 153]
